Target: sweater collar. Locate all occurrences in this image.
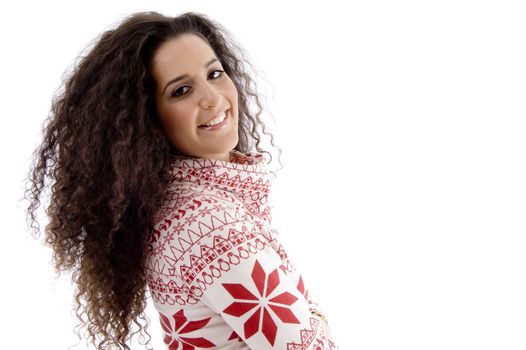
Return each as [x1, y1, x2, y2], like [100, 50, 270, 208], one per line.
[167, 149, 273, 218]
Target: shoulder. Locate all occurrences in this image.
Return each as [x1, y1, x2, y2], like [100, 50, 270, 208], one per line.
[146, 186, 267, 285]
[148, 185, 257, 254]
[153, 182, 252, 224]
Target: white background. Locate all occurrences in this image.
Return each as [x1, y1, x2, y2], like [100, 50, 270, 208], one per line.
[2, 0, 525, 349]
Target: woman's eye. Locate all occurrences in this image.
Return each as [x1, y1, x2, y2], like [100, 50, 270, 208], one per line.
[170, 69, 225, 99]
[209, 69, 225, 79]
[171, 86, 189, 98]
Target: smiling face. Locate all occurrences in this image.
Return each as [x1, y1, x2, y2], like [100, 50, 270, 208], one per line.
[150, 33, 239, 161]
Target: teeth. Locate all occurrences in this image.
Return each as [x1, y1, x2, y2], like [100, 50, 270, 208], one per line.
[203, 111, 226, 127]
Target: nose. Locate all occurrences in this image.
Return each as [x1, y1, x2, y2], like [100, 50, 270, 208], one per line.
[198, 79, 222, 110]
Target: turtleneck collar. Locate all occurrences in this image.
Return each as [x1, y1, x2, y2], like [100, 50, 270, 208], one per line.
[166, 149, 273, 219]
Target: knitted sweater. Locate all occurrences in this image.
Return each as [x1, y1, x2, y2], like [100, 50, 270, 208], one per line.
[144, 149, 338, 349]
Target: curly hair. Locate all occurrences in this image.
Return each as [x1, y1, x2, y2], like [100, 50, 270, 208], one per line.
[22, 11, 282, 350]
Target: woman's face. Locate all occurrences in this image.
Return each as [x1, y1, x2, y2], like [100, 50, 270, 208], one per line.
[150, 33, 239, 161]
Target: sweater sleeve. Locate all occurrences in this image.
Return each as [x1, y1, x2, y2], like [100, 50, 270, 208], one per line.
[173, 192, 337, 349]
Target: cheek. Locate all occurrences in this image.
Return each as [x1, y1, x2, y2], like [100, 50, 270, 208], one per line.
[159, 106, 194, 135]
[225, 77, 239, 102]
[232, 87, 239, 106]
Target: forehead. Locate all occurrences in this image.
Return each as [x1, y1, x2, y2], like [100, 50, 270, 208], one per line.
[151, 33, 216, 80]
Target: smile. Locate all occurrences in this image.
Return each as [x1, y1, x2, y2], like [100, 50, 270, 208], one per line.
[198, 110, 229, 131]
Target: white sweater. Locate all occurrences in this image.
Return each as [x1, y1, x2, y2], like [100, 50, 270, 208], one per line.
[144, 149, 338, 349]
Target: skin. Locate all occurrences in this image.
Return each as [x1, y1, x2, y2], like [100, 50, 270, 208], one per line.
[150, 33, 239, 162]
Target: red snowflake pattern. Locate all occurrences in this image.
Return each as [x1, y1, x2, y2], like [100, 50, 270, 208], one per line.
[221, 259, 300, 345]
[159, 309, 215, 349]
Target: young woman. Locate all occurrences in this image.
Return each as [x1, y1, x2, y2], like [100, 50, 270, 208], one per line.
[24, 11, 338, 350]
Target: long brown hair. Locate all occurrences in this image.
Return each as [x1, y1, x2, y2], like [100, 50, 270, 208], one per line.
[22, 11, 281, 349]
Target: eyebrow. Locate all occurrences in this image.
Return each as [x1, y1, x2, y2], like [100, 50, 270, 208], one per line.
[162, 57, 219, 94]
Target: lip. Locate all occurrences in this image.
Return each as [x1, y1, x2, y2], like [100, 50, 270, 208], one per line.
[199, 109, 228, 127]
[198, 110, 229, 131]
